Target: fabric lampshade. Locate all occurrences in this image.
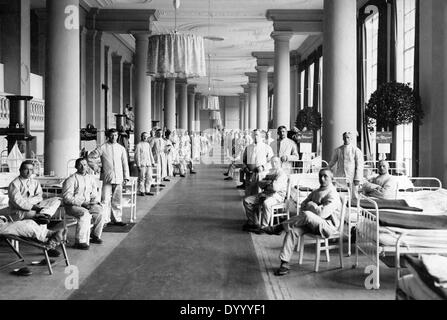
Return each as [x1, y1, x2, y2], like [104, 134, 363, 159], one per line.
[147, 33, 206, 79]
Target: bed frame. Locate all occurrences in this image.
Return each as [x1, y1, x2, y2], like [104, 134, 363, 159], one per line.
[353, 191, 447, 289]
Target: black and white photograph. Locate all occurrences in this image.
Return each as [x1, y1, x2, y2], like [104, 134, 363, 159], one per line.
[0, 0, 446, 307]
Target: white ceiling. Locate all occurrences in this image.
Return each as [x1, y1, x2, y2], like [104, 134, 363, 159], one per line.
[31, 0, 324, 96]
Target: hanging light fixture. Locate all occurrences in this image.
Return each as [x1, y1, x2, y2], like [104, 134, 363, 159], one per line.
[205, 0, 220, 111]
[147, 0, 206, 79]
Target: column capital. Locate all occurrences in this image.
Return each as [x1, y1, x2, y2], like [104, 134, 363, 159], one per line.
[252, 51, 275, 67]
[87, 9, 158, 33]
[245, 72, 258, 83]
[132, 32, 150, 42]
[270, 31, 294, 42]
[255, 65, 270, 73]
[176, 78, 188, 85]
[266, 9, 323, 34]
[241, 84, 249, 94]
[188, 84, 197, 94]
[248, 82, 258, 89]
[111, 53, 123, 62]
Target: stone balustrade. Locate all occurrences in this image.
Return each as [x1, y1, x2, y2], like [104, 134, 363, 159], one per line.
[0, 93, 45, 131]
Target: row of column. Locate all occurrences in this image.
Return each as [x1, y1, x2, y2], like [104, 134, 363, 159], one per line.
[240, 0, 356, 161]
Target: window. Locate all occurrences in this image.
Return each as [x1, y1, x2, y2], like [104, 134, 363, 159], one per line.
[395, 0, 416, 174]
[299, 70, 305, 110]
[365, 11, 379, 103]
[308, 63, 315, 107]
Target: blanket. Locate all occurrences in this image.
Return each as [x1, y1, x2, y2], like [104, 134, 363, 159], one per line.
[379, 210, 447, 229]
[359, 198, 422, 212]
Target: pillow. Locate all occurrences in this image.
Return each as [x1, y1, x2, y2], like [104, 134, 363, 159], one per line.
[395, 176, 415, 190]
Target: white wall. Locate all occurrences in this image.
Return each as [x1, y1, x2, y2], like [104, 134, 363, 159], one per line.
[30, 73, 43, 99]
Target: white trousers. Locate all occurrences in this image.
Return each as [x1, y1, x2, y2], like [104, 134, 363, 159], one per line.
[101, 183, 123, 223]
[65, 204, 105, 244]
[137, 166, 153, 193]
[0, 220, 48, 242]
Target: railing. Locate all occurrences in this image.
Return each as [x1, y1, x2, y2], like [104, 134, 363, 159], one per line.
[0, 93, 45, 131]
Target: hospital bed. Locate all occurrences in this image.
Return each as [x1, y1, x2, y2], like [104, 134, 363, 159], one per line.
[353, 180, 447, 289]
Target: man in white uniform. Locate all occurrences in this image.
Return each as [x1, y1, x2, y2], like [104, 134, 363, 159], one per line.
[328, 132, 364, 197]
[242, 129, 274, 195]
[135, 132, 155, 196]
[270, 126, 300, 174]
[88, 128, 129, 227]
[62, 158, 105, 250]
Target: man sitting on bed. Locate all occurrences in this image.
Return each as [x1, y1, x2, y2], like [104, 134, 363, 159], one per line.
[362, 160, 398, 200]
[263, 168, 341, 276]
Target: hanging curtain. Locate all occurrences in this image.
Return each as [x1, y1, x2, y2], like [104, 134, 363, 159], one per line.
[147, 33, 206, 79]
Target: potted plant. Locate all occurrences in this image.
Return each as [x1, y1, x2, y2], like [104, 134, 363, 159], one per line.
[365, 82, 423, 130]
[294, 106, 322, 132]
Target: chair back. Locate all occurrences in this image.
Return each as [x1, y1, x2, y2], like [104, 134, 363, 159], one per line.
[337, 194, 348, 235]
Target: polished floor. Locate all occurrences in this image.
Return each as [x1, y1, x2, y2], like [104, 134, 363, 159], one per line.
[0, 155, 396, 300]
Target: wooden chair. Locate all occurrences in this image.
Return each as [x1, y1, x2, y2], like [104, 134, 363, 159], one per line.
[268, 174, 300, 226]
[297, 194, 348, 272]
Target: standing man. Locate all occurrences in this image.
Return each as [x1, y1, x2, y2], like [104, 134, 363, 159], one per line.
[135, 132, 155, 196]
[151, 129, 169, 182]
[62, 158, 105, 250]
[88, 128, 129, 227]
[328, 132, 364, 197]
[270, 126, 300, 173]
[241, 129, 274, 195]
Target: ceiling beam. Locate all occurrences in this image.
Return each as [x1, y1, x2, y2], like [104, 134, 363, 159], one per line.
[266, 9, 323, 34]
[86, 9, 159, 33]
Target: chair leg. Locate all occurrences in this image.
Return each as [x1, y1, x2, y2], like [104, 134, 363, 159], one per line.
[339, 238, 344, 269]
[298, 236, 305, 264]
[5, 239, 25, 261]
[295, 236, 301, 252]
[324, 239, 330, 262]
[60, 243, 70, 266]
[315, 240, 321, 272]
[43, 250, 53, 275]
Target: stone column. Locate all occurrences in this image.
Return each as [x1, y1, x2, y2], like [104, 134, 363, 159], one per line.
[243, 91, 249, 130]
[256, 65, 269, 131]
[239, 93, 245, 130]
[248, 82, 257, 130]
[94, 31, 105, 144]
[164, 78, 176, 131]
[290, 64, 299, 129]
[195, 94, 201, 132]
[322, 0, 357, 161]
[123, 61, 132, 109]
[44, 0, 80, 176]
[111, 53, 123, 114]
[272, 31, 293, 128]
[85, 29, 96, 126]
[133, 32, 151, 142]
[188, 85, 196, 133]
[2, 0, 31, 95]
[177, 80, 188, 131]
[80, 26, 88, 128]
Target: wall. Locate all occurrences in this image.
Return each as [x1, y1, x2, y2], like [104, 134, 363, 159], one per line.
[221, 96, 240, 130]
[418, 0, 447, 185]
[0, 63, 3, 92]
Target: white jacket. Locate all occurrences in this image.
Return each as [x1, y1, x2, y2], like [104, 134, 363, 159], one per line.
[88, 142, 129, 184]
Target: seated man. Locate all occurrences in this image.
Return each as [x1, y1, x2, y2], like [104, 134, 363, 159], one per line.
[62, 158, 105, 250]
[8, 160, 62, 223]
[242, 157, 288, 233]
[0, 215, 65, 248]
[362, 160, 398, 199]
[263, 168, 341, 276]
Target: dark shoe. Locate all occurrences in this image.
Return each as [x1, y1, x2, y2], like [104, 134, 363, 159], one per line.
[90, 237, 103, 244]
[180, 175, 186, 177]
[47, 248, 61, 257]
[263, 224, 284, 236]
[73, 243, 90, 250]
[190, 171, 196, 174]
[163, 178, 170, 182]
[111, 221, 128, 227]
[274, 266, 290, 276]
[223, 172, 229, 176]
[11, 267, 32, 276]
[224, 177, 233, 181]
[158, 184, 166, 187]
[246, 225, 262, 233]
[145, 192, 154, 196]
[138, 192, 145, 196]
[242, 223, 258, 231]
[236, 184, 246, 189]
